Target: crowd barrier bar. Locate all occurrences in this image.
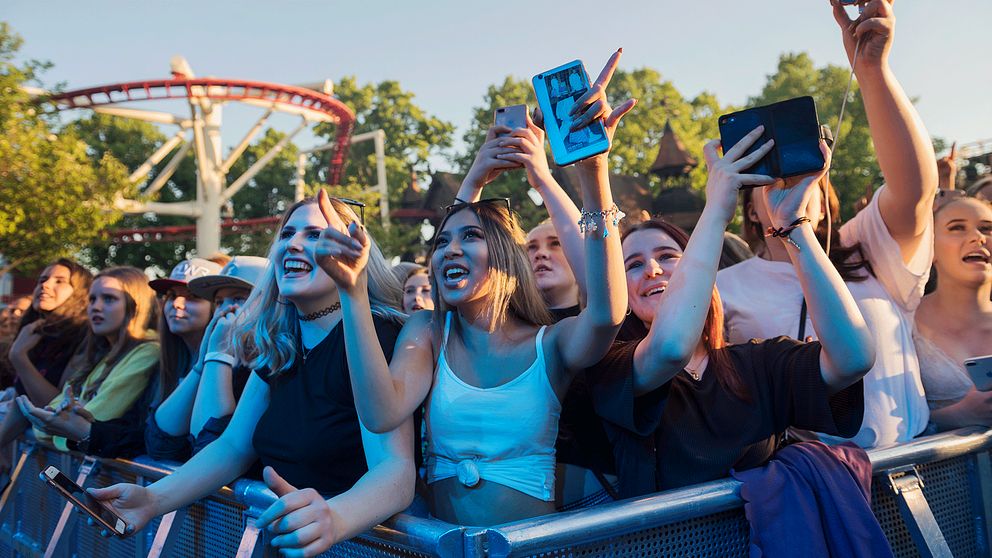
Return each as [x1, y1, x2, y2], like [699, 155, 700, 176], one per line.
[1, 427, 990, 557]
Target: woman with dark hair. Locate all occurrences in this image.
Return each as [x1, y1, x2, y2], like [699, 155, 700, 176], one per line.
[17, 266, 159, 453]
[717, 0, 937, 448]
[590, 129, 874, 497]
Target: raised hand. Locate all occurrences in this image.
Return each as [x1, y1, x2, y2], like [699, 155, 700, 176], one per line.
[314, 189, 369, 294]
[762, 141, 832, 231]
[87, 483, 155, 535]
[567, 49, 637, 171]
[494, 112, 554, 187]
[255, 466, 338, 557]
[701, 126, 777, 224]
[937, 142, 958, 191]
[205, 310, 238, 356]
[831, 0, 895, 70]
[462, 126, 523, 190]
[9, 319, 44, 360]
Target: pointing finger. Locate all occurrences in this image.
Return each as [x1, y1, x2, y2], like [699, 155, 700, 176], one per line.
[317, 190, 347, 232]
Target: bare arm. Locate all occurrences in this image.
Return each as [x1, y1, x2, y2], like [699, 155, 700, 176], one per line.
[834, 0, 937, 260]
[152, 370, 200, 436]
[190, 311, 239, 437]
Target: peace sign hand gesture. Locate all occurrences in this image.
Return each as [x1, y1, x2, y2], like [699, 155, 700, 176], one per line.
[566, 48, 637, 172]
[314, 189, 369, 294]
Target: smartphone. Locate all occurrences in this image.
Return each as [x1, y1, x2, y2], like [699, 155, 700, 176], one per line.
[532, 60, 610, 166]
[41, 466, 128, 536]
[718, 96, 826, 184]
[494, 104, 528, 137]
[965, 355, 992, 392]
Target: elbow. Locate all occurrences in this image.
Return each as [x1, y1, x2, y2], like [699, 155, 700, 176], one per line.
[837, 335, 876, 382]
[360, 413, 405, 435]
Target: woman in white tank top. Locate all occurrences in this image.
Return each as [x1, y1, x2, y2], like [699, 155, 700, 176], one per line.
[316, 51, 632, 526]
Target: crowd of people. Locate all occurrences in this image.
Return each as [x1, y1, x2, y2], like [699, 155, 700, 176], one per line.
[0, 1, 989, 555]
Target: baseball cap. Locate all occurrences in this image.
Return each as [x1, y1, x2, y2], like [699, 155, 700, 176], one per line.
[188, 256, 269, 301]
[148, 258, 224, 295]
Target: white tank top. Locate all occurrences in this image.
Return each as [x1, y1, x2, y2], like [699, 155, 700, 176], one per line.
[425, 312, 561, 501]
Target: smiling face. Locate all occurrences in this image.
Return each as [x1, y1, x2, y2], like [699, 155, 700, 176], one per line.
[88, 277, 128, 338]
[622, 227, 685, 325]
[402, 272, 433, 313]
[431, 209, 492, 309]
[163, 286, 212, 337]
[933, 198, 992, 288]
[271, 203, 337, 305]
[33, 264, 75, 313]
[526, 223, 578, 307]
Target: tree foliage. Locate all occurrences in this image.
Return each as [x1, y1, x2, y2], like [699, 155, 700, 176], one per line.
[0, 23, 132, 278]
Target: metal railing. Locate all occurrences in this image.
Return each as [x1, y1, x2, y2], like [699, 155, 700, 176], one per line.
[1, 427, 990, 557]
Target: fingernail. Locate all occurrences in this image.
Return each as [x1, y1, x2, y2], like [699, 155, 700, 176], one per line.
[617, 47, 623, 54]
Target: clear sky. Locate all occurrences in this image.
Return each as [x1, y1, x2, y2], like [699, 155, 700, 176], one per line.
[6, 0, 990, 170]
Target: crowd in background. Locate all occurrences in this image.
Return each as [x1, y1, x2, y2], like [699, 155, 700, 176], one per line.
[0, 1, 990, 556]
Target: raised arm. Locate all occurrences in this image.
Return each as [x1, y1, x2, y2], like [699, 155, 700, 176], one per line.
[89, 374, 268, 532]
[314, 190, 434, 433]
[7, 321, 62, 405]
[190, 310, 239, 437]
[763, 143, 875, 391]
[153, 317, 217, 435]
[633, 130, 776, 394]
[833, 0, 937, 259]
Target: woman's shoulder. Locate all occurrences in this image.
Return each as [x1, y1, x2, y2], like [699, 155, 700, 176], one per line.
[121, 340, 161, 362]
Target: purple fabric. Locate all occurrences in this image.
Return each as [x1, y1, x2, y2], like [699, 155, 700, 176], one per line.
[731, 442, 893, 558]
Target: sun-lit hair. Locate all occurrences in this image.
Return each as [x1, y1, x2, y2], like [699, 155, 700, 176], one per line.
[232, 197, 404, 377]
[741, 175, 873, 282]
[65, 266, 157, 399]
[430, 203, 553, 338]
[621, 219, 749, 401]
[16, 258, 93, 372]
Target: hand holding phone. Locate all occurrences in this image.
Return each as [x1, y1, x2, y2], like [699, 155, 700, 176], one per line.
[42, 466, 129, 536]
[494, 105, 528, 137]
[532, 59, 610, 166]
[966, 355, 992, 392]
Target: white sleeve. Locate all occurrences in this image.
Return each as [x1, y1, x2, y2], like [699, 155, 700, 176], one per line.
[839, 184, 933, 312]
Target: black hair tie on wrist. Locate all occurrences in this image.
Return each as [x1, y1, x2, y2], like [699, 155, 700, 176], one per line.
[765, 217, 812, 250]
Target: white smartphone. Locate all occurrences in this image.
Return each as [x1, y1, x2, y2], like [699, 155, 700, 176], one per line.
[41, 466, 128, 536]
[965, 355, 992, 392]
[494, 104, 528, 136]
[532, 60, 610, 166]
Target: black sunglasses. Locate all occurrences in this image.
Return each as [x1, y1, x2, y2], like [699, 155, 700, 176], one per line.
[443, 197, 511, 215]
[333, 197, 366, 225]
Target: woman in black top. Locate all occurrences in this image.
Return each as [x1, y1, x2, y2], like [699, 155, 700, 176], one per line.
[592, 128, 875, 497]
[92, 194, 415, 556]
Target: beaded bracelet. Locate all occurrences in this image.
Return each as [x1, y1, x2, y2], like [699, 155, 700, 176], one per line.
[765, 217, 812, 250]
[578, 205, 626, 238]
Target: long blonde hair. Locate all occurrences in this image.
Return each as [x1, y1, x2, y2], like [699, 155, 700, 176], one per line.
[65, 266, 156, 399]
[233, 197, 404, 376]
[429, 203, 553, 339]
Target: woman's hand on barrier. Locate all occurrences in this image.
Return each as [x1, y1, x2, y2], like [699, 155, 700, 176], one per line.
[8, 319, 44, 362]
[831, 0, 895, 71]
[256, 466, 338, 557]
[315, 189, 370, 295]
[87, 483, 156, 535]
[495, 112, 554, 187]
[701, 128, 777, 225]
[762, 141, 832, 231]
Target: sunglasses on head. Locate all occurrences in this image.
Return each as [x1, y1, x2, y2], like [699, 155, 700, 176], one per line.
[333, 197, 366, 225]
[443, 197, 512, 216]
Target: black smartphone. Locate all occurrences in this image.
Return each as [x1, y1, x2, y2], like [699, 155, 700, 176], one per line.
[718, 96, 826, 184]
[41, 466, 128, 536]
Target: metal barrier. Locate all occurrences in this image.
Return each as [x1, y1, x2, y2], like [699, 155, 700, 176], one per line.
[1, 428, 990, 557]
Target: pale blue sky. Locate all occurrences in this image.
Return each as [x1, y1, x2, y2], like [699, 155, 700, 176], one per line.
[7, 0, 990, 170]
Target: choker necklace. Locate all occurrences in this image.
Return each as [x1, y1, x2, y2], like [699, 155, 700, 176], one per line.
[299, 302, 341, 322]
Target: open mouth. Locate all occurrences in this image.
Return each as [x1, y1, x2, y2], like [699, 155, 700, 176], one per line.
[283, 258, 313, 277]
[442, 264, 470, 287]
[90, 316, 104, 325]
[641, 284, 667, 298]
[963, 250, 991, 265]
[534, 264, 553, 274]
[411, 304, 424, 311]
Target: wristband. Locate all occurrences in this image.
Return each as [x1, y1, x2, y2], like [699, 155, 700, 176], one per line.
[765, 217, 811, 251]
[204, 351, 236, 368]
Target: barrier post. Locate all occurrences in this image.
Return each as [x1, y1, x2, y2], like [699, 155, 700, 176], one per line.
[0, 440, 35, 525]
[235, 506, 265, 558]
[885, 464, 953, 558]
[145, 507, 187, 558]
[43, 455, 99, 558]
[973, 451, 992, 555]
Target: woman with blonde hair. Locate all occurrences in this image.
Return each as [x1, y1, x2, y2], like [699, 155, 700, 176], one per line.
[90, 195, 415, 556]
[324, 52, 630, 526]
[17, 266, 159, 452]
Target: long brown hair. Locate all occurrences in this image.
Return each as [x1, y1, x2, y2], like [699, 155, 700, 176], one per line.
[622, 219, 749, 401]
[429, 203, 553, 340]
[65, 266, 157, 400]
[741, 176, 873, 282]
[17, 258, 92, 376]
[156, 292, 213, 404]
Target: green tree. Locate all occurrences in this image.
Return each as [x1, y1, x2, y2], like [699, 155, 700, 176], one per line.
[0, 23, 132, 278]
[313, 77, 455, 258]
[748, 52, 879, 219]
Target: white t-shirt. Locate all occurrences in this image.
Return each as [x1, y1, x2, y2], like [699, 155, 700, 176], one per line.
[716, 186, 933, 448]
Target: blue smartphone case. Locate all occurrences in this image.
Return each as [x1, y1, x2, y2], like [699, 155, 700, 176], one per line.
[532, 60, 610, 166]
